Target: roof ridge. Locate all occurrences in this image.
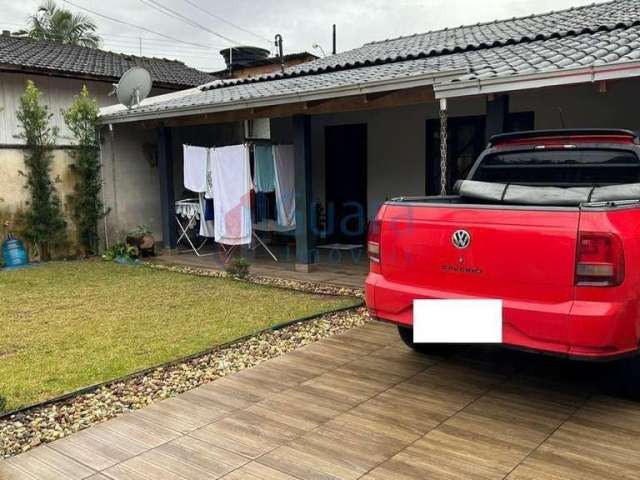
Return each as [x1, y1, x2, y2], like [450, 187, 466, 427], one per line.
[201, 9, 639, 92]
[363, 0, 617, 46]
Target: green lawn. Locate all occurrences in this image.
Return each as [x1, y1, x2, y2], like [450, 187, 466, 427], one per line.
[0, 261, 359, 411]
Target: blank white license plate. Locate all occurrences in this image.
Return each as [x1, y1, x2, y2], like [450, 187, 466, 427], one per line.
[413, 299, 502, 343]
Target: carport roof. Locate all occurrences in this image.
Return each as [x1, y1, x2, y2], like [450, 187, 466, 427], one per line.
[99, 0, 640, 123]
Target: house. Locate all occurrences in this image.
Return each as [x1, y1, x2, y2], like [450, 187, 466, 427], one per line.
[0, 32, 214, 244]
[210, 47, 318, 80]
[98, 0, 640, 273]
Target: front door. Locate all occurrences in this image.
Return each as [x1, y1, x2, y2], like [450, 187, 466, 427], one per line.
[325, 124, 367, 244]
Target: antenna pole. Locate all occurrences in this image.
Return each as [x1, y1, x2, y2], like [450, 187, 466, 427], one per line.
[139, 37, 142, 56]
[332, 24, 336, 54]
[275, 34, 284, 73]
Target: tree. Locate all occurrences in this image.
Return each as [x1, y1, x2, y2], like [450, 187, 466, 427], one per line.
[18, 0, 101, 48]
[64, 85, 106, 256]
[16, 80, 67, 260]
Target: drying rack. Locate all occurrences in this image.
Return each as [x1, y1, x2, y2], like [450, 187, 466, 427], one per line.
[174, 198, 217, 257]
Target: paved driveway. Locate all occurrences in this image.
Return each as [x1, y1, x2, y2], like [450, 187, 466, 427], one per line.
[2, 321, 639, 479]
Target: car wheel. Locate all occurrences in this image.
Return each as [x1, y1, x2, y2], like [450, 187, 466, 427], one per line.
[397, 325, 456, 356]
[617, 354, 640, 401]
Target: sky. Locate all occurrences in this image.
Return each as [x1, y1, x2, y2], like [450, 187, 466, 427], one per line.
[1, 0, 608, 72]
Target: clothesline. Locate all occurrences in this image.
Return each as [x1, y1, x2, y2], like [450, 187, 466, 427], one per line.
[181, 142, 296, 250]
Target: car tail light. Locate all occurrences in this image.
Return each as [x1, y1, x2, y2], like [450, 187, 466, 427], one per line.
[575, 232, 624, 286]
[368, 219, 381, 271]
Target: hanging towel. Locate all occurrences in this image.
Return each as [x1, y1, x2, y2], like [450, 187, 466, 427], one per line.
[273, 144, 296, 228]
[183, 145, 208, 193]
[212, 145, 252, 245]
[254, 144, 276, 193]
[198, 193, 215, 238]
[205, 148, 215, 199]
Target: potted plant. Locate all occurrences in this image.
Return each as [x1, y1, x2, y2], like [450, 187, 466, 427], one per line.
[126, 225, 155, 257]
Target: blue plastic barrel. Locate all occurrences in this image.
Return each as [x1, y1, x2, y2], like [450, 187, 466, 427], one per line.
[2, 238, 28, 268]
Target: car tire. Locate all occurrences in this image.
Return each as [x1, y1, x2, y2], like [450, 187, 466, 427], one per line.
[617, 354, 640, 401]
[397, 325, 456, 356]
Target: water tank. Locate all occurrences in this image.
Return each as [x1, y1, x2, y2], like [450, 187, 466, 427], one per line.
[220, 46, 270, 69]
[2, 238, 28, 269]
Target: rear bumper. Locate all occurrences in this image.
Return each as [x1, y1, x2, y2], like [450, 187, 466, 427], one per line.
[365, 272, 639, 360]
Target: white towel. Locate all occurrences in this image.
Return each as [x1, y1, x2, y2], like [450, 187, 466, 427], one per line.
[212, 145, 252, 245]
[204, 148, 214, 199]
[183, 145, 208, 193]
[273, 144, 296, 228]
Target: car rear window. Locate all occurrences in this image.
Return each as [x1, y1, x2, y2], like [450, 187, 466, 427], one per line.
[472, 149, 640, 186]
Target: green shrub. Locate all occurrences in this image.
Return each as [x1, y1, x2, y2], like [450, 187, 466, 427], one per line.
[0, 394, 7, 413]
[16, 80, 67, 260]
[64, 85, 106, 256]
[225, 256, 251, 279]
[102, 242, 136, 263]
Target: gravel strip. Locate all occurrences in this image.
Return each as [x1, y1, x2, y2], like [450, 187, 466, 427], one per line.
[145, 262, 365, 298]
[0, 266, 367, 459]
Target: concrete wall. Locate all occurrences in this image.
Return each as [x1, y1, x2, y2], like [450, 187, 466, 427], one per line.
[100, 124, 160, 246]
[0, 71, 173, 253]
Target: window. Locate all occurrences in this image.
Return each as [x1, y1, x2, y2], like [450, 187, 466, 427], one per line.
[472, 149, 640, 186]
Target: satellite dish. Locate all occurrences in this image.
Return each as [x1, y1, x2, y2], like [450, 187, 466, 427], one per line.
[111, 67, 152, 109]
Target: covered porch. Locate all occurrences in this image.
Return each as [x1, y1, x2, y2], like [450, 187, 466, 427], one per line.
[98, 66, 640, 286]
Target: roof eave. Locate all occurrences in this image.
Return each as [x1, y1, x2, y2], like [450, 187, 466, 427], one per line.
[434, 60, 640, 99]
[97, 68, 469, 125]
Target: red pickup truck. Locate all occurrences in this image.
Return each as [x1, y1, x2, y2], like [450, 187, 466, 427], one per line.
[365, 129, 640, 396]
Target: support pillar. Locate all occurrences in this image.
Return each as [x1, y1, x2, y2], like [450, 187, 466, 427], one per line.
[157, 127, 176, 250]
[293, 114, 316, 272]
[486, 94, 509, 141]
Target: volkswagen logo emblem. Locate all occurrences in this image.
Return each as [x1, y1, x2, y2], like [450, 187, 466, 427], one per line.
[452, 230, 471, 249]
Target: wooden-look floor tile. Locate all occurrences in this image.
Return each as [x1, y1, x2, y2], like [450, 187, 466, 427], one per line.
[508, 397, 640, 480]
[98, 412, 180, 449]
[336, 351, 430, 383]
[195, 374, 274, 409]
[296, 370, 391, 406]
[48, 424, 144, 471]
[258, 444, 364, 480]
[0, 446, 96, 480]
[294, 340, 363, 366]
[133, 394, 228, 434]
[231, 361, 311, 391]
[256, 386, 350, 427]
[261, 352, 328, 380]
[364, 385, 575, 480]
[189, 405, 309, 459]
[319, 334, 383, 357]
[103, 436, 248, 480]
[335, 323, 398, 346]
[221, 462, 300, 480]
